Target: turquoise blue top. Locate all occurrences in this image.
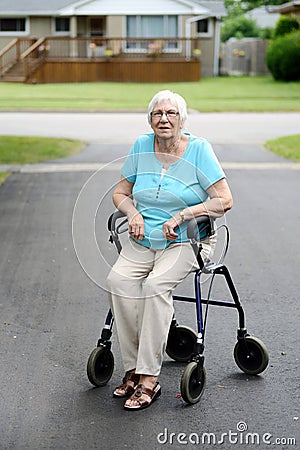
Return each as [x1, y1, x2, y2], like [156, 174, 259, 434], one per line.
[121, 132, 225, 249]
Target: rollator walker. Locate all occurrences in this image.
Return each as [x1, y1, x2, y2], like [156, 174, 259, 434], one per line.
[87, 211, 269, 404]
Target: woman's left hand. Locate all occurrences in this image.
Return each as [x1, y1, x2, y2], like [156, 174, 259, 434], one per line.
[162, 216, 180, 241]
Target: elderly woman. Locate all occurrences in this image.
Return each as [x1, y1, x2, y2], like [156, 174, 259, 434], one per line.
[106, 90, 233, 411]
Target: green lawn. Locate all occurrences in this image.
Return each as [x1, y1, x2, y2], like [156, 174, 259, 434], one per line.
[265, 135, 300, 162]
[1, 133, 299, 186]
[0, 76, 299, 112]
[0, 77, 299, 186]
[0, 136, 85, 184]
[0, 136, 85, 164]
[0, 172, 10, 185]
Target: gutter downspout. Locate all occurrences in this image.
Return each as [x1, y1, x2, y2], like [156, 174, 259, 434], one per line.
[213, 17, 222, 77]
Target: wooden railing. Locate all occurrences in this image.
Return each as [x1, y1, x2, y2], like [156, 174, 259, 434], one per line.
[39, 37, 201, 60]
[1, 36, 201, 81]
[0, 38, 35, 77]
[21, 37, 47, 79]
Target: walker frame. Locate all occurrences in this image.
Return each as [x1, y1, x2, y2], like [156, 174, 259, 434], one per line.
[87, 211, 269, 405]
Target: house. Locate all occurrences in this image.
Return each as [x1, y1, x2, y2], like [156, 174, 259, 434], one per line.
[0, 0, 227, 83]
[268, 0, 300, 17]
[245, 6, 280, 29]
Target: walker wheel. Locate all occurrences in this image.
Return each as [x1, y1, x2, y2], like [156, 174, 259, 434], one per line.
[166, 325, 197, 362]
[234, 336, 269, 375]
[87, 346, 114, 387]
[181, 362, 206, 404]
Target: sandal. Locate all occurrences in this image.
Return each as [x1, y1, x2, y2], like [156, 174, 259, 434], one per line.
[113, 371, 140, 398]
[124, 382, 161, 411]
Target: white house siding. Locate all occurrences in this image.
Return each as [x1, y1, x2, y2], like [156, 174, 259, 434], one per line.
[245, 6, 280, 28]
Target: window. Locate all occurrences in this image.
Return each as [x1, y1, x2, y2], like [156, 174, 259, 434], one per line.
[55, 18, 70, 33]
[0, 18, 26, 34]
[197, 19, 208, 34]
[197, 19, 213, 37]
[126, 15, 178, 50]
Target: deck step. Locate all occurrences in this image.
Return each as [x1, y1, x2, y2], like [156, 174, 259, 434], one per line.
[0, 75, 26, 82]
[1, 58, 44, 83]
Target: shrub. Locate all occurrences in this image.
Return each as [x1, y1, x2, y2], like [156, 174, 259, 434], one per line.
[273, 15, 299, 38]
[266, 31, 300, 81]
[221, 15, 260, 42]
[258, 27, 274, 40]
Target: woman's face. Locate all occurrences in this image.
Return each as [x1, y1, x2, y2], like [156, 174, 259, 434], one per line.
[150, 99, 182, 141]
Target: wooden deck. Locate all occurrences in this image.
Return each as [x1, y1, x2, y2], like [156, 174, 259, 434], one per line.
[0, 37, 201, 83]
[31, 58, 201, 83]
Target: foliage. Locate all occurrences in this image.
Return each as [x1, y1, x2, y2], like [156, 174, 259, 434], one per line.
[221, 15, 260, 41]
[224, 0, 288, 19]
[222, 0, 289, 41]
[266, 31, 300, 81]
[258, 27, 273, 39]
[273, 15, 300, 38]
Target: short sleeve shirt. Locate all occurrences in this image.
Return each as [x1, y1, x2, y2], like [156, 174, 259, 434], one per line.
[121, 132, 225, 249]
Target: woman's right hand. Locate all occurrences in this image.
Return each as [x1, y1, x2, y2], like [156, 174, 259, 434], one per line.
[128, 212, 144, 242]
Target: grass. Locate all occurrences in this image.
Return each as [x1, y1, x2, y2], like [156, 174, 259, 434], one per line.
[0, 172, 10, 185]
[0, 136, 86, 185]
[0, 136, 85, 164]
[265, 134, 300, 162]
[0, 77, 299, 184]
[0, 133, 299, 186]
[0, 76, 299, 112]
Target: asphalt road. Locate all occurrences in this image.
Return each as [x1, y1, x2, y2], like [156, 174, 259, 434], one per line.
[0, 113, 299, 450]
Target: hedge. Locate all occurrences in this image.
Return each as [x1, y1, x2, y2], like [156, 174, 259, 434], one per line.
[266, 31, 300, 81]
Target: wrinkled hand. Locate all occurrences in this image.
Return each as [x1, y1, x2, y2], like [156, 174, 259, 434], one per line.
[162, 216, 180, 241]
[128, 212, 144, 242]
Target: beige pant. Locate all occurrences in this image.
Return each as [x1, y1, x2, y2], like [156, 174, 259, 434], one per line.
[106, 237, 213, 376]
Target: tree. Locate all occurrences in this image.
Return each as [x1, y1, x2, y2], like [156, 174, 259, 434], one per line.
[224, 0, 289, 19]
[221, 15, 260, 42]
[221, 0, 289, 42]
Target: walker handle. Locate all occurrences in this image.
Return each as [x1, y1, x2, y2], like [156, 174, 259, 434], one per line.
[108, 210, 126, 233]
[187, 216, 214, 241]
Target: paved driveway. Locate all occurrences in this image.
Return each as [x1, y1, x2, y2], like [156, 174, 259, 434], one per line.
[0, 113, 299, 450]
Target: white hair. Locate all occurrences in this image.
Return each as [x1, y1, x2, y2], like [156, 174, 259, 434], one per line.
[147, 90, 188, 125]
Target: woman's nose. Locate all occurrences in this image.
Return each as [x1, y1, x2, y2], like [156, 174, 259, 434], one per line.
[159, 112, 169, 122]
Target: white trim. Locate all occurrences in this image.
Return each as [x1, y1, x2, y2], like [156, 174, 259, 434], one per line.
[59, 0, 209, 16]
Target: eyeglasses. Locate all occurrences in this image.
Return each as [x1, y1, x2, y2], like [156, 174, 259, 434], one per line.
[150, 110, 179, 120]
